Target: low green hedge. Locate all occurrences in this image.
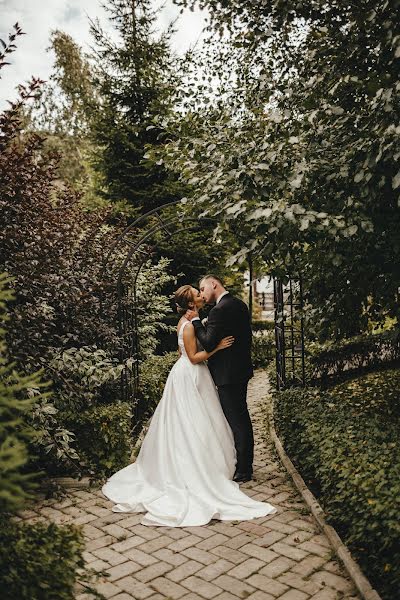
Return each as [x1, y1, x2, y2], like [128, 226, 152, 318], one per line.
[273, 368, 400, 599]
[252, 330, 275, 369]
[252, 319, 275, 332]
[139, 352, 178, 414]
[0, 517, 101, 600]
[307, 329, 400, 386]
[61, 402, 133, 477]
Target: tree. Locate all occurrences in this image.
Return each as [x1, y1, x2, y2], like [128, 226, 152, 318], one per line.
[0, 273, 50, 513]
[164, 0, 400, 338]
[89, 0, 183, 211]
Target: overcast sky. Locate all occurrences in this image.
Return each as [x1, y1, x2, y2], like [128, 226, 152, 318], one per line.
[0, 0, 206, 107]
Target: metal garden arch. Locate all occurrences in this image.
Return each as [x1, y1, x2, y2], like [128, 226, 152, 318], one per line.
[99, 200, 305, 434]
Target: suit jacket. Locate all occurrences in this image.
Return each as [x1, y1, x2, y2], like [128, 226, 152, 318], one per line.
[192, 293, 254, 386]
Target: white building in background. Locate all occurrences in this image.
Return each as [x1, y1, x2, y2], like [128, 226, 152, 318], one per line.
[243, 272, 275, 320]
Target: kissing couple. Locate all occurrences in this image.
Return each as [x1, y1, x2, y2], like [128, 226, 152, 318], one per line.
[102, 274, 276, 527]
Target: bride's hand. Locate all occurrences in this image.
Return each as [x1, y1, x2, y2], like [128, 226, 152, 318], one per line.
[216, 336, 235, 351]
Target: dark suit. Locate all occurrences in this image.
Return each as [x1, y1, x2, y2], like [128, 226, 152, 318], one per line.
[192, 293, 254, 474]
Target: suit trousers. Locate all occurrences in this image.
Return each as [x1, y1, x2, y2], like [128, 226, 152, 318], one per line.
[217, 381, 254, 474]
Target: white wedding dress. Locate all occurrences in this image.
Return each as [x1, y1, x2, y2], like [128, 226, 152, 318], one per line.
[102, 319, 277, 527]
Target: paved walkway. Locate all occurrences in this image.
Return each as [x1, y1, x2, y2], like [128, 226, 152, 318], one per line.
[18, 371, 360, 600]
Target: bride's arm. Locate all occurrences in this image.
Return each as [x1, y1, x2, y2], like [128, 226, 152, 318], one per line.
[183, 323, 234, 365]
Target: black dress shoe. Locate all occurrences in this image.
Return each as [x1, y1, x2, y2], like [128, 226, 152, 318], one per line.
[233, 471, 253, 483]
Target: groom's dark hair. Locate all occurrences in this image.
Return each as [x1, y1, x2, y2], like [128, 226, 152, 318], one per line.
[200, 274, 224, 286]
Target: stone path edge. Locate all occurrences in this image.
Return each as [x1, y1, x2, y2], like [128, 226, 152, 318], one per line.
[269, 423, 381, 600]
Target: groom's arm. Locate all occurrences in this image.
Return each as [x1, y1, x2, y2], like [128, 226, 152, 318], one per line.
[191, 309, 223, 352]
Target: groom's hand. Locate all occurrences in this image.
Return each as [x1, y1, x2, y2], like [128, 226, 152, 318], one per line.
[185, 308, 199, 321]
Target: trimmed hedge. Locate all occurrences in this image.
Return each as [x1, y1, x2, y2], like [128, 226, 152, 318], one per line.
[307, 329, 400, 386]
[273, 368, 400, 599]
[252, 319, 275, 332]
[139, 352, 179, 414]
[61, 402, 133, 477]
[0, 517, 101, 600]
[252, 330, 275, 369]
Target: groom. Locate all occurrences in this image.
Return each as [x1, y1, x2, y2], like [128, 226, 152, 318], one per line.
[186, 274, 254, 483]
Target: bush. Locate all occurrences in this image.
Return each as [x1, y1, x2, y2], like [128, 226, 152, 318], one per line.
[273, 368, 400, 599]
[252, 330, 275, 369]
[61, 402, 133, 478]
[306, 329, 400, 386]
[0, 516, 101, 600]
[252, 319, 274, 332]
[139, 352, 178, 415]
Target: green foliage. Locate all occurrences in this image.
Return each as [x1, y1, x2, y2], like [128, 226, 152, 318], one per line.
[166, 0, 400, 338]
[252, 319, 274, 332]
[0, 272, 52, 513]
[0, 516, 101, 600]
[61, 402, 133, 477]
[273, 369, 400, 599]
[89, 0, 182, 210]
[306, 329, 400, 386]
[139, 352, 178, 415]
[251, 330, 275, 369]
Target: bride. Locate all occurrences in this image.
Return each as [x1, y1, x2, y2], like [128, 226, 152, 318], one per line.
[102, 284, 277, 527]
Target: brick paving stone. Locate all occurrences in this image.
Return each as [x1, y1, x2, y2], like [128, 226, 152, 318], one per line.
[284, 530, 314, 546]
[183, 526, 216, 538]
[115, 576, 153, 599]
[269, 542, 308, 561]
[136, 534, 174, 553]
[197, 559, 236, 582]
[181, 575, 222, 599]
[210, 545, 249, 564]
[181, 547, 216, 565]
[308, 590, 339, 600]
[213, 574, 256, 597]
[110, 536, 147, 552]
[225, 532, 256, 549]
[196, 533, 230, 550]
[246, 592, 275, 600]
[83, 524, 106, 539]
[310, 571, 354, 593]
[150, 576, 188, 599]
[90, 559, 111, 572]
[130, 524, 161, 540]
[277, 571, 322, 595]
[123, 547, 159, 566]
[245, 573, 289, 596]
[168, 534, 203, 552]
[226, 557, 265, 580]
[277, 590, 309, 600]
[288, 519, 317, 533]
[297, 541, 332, 559]
[103, 524, 133, 538]
[264, 520, 298, 535]
[252, 530, 286, 547]
[154, 547, 189, 566]
[107, 560, 142, 581]
[95, 580, 121, 598]
[135, 560, 173, 583]
[291, 556, 326, 577]
[86, 535, 116, 552]
[212, 593, 239, 600]
[167, 559, 207, 582]
[240, 543, 280, 563]
[92, 547, 128, 566]
[258, 557, 295, 579]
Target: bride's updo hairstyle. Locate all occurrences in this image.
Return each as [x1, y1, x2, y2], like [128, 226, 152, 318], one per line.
[174, 285, 195, 316]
